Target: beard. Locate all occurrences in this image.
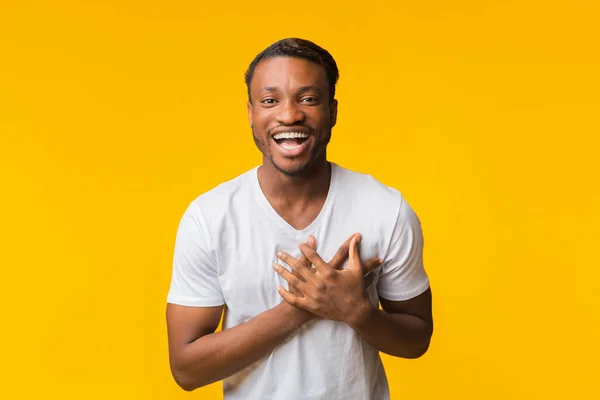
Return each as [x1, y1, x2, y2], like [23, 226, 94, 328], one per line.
[252, 127, 331, 179]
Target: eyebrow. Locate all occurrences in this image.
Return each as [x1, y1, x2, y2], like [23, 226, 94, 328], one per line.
[259, 86, 279, 94]
[297, 85, 323, 95]
[258, 85, 324, 95]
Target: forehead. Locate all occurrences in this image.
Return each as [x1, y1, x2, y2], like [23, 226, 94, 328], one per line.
[250, 57, 328, 95]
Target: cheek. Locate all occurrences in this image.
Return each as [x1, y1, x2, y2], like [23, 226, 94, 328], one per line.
[252, 129, 269, 154]
[310, 108, 333, 127]
[252, 114, 274, 134]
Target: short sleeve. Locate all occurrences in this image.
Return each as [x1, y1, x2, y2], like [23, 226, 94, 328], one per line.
[377, 198, 430, 301]
[166, 204, 225, 307]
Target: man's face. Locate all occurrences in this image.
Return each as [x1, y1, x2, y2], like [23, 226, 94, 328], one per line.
[247, 57, 337, 178]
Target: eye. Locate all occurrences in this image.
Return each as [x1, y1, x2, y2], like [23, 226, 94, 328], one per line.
[300, 97, 318, 104]
[261, 98, 277, 105]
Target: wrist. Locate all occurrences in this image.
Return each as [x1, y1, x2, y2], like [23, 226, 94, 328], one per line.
[346, 299, 374, 329]
[277, 300, 312, 328]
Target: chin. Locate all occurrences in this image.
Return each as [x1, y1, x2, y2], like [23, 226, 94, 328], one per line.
[272, 158, 317, 178]
[274, 163, 312, 178]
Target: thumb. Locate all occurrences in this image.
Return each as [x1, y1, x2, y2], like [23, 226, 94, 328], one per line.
[308, 234, 317, 250]
[349, 233, 363, 274]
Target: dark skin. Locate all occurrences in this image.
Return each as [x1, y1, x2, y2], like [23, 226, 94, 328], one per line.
[166, 56, 433, 391]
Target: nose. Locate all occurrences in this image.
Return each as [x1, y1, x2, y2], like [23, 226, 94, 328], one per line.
[276, 100, 305, 125]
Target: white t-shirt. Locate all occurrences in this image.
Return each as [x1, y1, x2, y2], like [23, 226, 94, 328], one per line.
[167, 162, 430, 400]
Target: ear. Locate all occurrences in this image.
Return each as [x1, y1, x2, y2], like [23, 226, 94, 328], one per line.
[330, 99, 338, 128]
[247, 101, 253, 127]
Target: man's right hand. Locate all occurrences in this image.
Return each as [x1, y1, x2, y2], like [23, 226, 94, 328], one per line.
[279, 235, 383, 322]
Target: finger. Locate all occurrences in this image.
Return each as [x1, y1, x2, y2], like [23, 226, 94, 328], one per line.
[273, 263, 306, 290]
[277, 252, 315, 283]
[288, 285, 305, 298]
[363, 257, 384, 275]
[349, 233, 365, 276]
[287, 273, 305, 297]
[298, 235, 317, 270]
[328, 235, 353, 270]
[298, 243, 332, 273]
[277, 285, 309, 310]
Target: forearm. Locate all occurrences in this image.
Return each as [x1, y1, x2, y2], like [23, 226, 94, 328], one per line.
[349, 305, 433, 359]
[173, 302, 308, 390]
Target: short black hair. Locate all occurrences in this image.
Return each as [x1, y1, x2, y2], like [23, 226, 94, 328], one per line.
[245, 38, 339, 103]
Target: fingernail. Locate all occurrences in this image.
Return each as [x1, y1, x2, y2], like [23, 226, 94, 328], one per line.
[378, 258, 384, 264]
[273, 263, 279, 272]
[277, 251, 283, 258]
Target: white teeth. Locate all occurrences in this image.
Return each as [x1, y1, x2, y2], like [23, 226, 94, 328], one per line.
[273, 132, 309, 140]
[281, 143, 303, 150]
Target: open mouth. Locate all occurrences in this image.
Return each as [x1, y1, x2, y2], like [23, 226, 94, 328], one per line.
[272, 132, 310, 150]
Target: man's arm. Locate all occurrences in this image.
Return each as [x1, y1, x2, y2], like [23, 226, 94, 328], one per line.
[166, 237, 318, 391]
[347, 288, 433, 359]
[166, 301, 309, 391]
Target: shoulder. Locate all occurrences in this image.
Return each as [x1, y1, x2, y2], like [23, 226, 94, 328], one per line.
[182, 167, 257, 226]
[333, 163, 405, 213]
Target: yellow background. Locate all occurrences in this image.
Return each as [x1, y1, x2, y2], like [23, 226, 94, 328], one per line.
[1, 1, 598, 398]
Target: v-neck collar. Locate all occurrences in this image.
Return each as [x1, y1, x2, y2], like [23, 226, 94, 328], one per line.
[252, 163, 338, 239]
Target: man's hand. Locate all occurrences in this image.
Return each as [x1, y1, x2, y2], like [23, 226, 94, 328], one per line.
[274, 233, 383, 326]
[280, 234, 368, 322]
[286, 235, 316, 298]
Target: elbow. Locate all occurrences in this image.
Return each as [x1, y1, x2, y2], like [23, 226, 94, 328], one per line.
[406, 322, 433, 359]
[404, 339, 431, 359]
[178, 380, 197, 393]
[172, 369, 197, 392]
[385, 338, 431, 359]
[178, 382, 196, 392]
[169, 345, 217, 391]
[171, 364, 207, 392]
[402, 329, 433, 359]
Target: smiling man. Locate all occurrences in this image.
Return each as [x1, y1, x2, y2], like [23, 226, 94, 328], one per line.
[166, 38, 433, 400]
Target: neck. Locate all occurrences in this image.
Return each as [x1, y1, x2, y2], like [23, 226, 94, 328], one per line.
[257, 158, 331, 205]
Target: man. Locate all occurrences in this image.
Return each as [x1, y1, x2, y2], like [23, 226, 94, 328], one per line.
[166, 38, 433, 399]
